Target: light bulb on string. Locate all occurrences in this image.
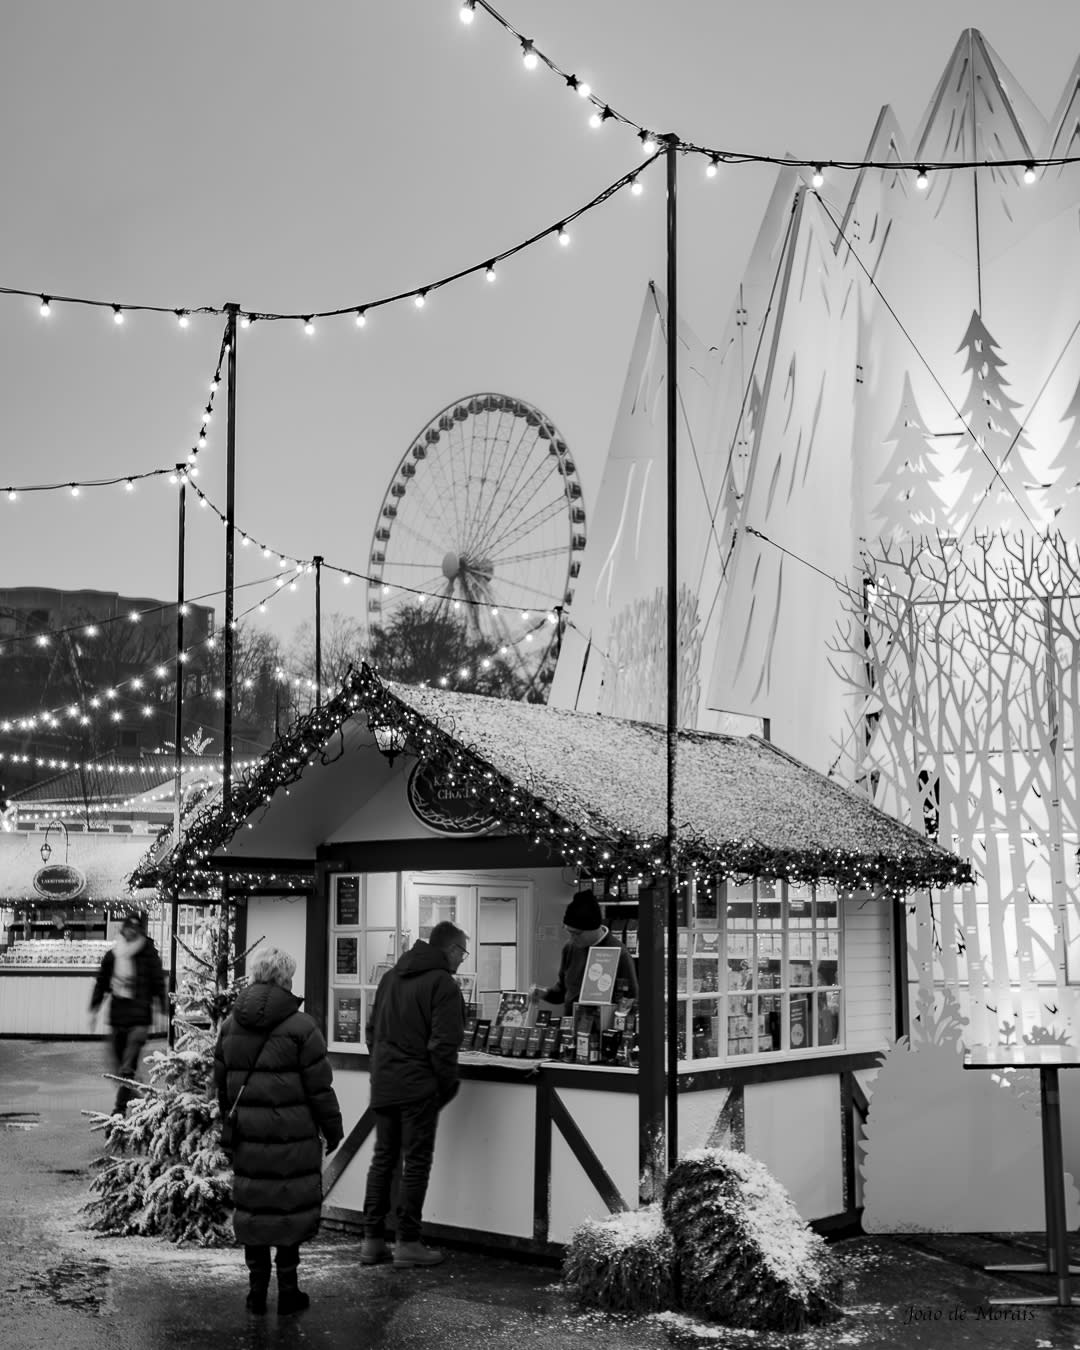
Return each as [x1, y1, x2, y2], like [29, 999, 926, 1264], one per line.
[576, 80, 591, 99]
[303, 316, 315, 336]
[630, 175, 643, 196]
[915, 166, 929, 190]
[639, 130, 657, 155]
[240, 314, 251, 328]
[355, 308, 367, 328]
[811, 165, 824, 188]
[521, 39, 538, 70]
[7, 490, 16, 502]
[1024, 163, 1037, 184]
[112, 305, 124, 325]
[39, 296, 51, 317]
[176, 310, 189, 328]
[459, 0, 476, 22]
[414, 290, 427, 309]
[210, 375, 220, 391]
[557, 224, 570, 246]
[706, 156, 719, 178]
[485, 261, 497, 282]
[202, 406, 212, 424]
[590, 105, 612, 129]
[125, 479, 134, 492]
[70, 484, 79, 497]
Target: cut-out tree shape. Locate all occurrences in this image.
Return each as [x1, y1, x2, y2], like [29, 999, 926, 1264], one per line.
[861, 988, 1080, 1233]
[954, 309, 1039, 534]
[874, 372, 945, 533]
[1043, 371, 1080, 533]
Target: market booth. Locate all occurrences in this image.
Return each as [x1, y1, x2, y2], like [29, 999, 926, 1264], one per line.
[0, 827, 162, 1036]
[143, 665, 968, 1255]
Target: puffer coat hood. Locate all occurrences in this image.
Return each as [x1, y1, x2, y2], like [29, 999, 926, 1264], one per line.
[366, 940, 465, 1109]
[213, 980, 343, 1247]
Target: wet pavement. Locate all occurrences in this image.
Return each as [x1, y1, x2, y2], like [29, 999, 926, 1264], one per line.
[3, 1039, 1080, 1348]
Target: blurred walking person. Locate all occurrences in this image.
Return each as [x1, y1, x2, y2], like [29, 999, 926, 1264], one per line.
[214, 946, 343, 1316]
[88, 912, 167, 1115]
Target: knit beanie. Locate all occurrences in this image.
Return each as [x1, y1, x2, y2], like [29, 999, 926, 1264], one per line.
[563, 890, 603, 931]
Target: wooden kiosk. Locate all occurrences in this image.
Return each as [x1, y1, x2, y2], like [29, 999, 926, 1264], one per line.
[139, 665, 968, 1256]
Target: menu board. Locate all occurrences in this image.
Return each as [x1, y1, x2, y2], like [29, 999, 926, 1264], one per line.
[579, 946, 620, 1004]
[336, 876, 360, 926]
[335, 995, 363, 1043]
[335, 935, 359, 979]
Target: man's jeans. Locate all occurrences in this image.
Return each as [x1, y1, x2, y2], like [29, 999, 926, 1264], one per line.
[110, 1023, 149, 1114]
[362, 1096, 441, 1242]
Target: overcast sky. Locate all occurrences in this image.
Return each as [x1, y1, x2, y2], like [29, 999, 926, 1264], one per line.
[3, 0, 1080, 649]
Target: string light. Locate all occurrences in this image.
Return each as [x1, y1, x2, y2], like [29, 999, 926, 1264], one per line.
[459, 0, 476, 22]
[915, 166, 929, 190]
[811, 165, 825, 188]
[39, 296, 50, 317]
[112, 305, 124, 325]
[303, 316, 315, 335]
[176, 310, 189, 328]
[630, 174, 643, 196]
[485, 261, 497, 281]
[557, 224, 570, 246]
[521, 39, 538, 70]
[1024, 162, 1037, 184]
[414, 290, 427, 309]
[355, 308, 367, 328]
[705, 156, 720, 178]
[639, 130, 657, 155]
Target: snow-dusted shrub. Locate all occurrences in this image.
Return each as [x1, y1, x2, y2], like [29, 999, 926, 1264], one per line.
[563, 1205, 674, 1313]
[662, 1148, 841, 1332]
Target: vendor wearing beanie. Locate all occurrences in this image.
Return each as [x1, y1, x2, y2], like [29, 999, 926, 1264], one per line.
[530, 890, 638, 1017]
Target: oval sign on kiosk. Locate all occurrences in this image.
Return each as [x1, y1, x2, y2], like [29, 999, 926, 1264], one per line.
[406, 759, 498, 836]
[32, 863, 87, 900]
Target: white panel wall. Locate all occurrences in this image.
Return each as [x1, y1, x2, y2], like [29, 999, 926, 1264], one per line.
[744, 1076, 844, 1220]
[843, 895, 894, 1051]
[246, 895, 309, 999]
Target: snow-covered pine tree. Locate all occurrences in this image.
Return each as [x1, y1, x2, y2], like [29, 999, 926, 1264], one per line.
[83, 918, 250, 1245]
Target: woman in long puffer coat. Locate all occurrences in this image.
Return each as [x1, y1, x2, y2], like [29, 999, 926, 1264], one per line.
[213, 946, 343, 1316]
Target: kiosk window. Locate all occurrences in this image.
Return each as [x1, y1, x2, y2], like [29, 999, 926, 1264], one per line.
[328, 873, 402, 1048]
[677, 877, 843, 1063]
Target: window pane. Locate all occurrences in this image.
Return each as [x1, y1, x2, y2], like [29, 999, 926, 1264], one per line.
[789, 991, 811, 1049]
[756, 933, 782, 988]
[816, 990, 841, 1046]
[758, 994, 781, 1053]
[692, 956, 719, 993]
[417, 892, 458, 939]
[692, 999, 719, 1058]
[366, 875, 396, 927]
[727, 993, 754, 1055]
[694, 876, 719, 923]
[332, 988, 365, 1044]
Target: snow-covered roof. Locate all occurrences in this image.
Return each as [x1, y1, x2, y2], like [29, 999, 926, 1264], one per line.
[140, 665, 970, 896]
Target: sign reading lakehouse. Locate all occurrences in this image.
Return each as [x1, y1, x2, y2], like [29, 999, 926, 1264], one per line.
[406, 759, 499, 836]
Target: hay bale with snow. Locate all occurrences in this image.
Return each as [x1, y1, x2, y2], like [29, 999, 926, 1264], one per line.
[563, 1205, 675, 1313]
[662, 1148, 841, 1332]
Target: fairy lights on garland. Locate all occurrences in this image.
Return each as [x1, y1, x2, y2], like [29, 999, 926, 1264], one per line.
[457, 0, 1080, 187]
[0, 157, 653, 336]
[144, 663, 972, 900]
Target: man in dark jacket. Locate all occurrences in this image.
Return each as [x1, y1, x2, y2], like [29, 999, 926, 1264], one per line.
[361, 920, 467, 1269]
[88, 912, 167, 1115]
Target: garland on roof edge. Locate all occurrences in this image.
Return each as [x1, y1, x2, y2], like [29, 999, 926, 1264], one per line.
[141, 663, 973, 901]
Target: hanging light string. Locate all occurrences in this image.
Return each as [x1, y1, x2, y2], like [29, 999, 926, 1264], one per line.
[0, 158, 655, 333]
[0, 569, 296, 739]
[1, 752, 261, 778]
[458, 0, 1080, 183]
[2, 319, 229, 498]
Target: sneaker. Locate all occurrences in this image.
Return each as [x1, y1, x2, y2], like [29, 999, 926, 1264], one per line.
[360, 1237, 391, 1266]
[392, 1239, 444, 1268]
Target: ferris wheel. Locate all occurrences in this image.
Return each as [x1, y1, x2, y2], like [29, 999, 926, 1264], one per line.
[367, 393, 586, 697]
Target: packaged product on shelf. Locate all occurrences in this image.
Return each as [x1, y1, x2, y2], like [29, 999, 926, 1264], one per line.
[474, 1019, 491, 1053]
[487, 1025, 505, 1055]
[511, 1027, 530, 1057]
[463, 1016, 478, 1049]
[525, 1027, 544, 1058]
[534, 1008, 551, 1027]
[538, 1025, 560, 1059]
[601, 1029, 622, 1065]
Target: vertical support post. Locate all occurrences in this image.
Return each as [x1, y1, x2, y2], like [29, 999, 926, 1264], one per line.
[220, 304, 239, 982]
[168, 464, 186, 1047]
[663, 131, 680, 1173]
[637, 881, 667, 1203]
[314, 555, 323, 708]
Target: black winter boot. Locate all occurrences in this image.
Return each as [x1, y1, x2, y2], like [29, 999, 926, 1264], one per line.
[277, 1264, 310, 1315]
[244, 1246, 271, 1314]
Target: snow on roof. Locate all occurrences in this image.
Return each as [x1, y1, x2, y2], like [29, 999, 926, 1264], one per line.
[141, 666, 969, 894]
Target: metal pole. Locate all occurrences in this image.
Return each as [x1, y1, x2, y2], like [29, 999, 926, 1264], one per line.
[220, 304, 239, 983]
[168, 465, 186, 1048]
[663, 132, 680, 1173]
[314, 555, 323, 708]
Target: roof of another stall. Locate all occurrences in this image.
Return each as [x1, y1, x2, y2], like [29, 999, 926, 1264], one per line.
[140, 664, 970, 898]
[0, 829, 156, 907]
